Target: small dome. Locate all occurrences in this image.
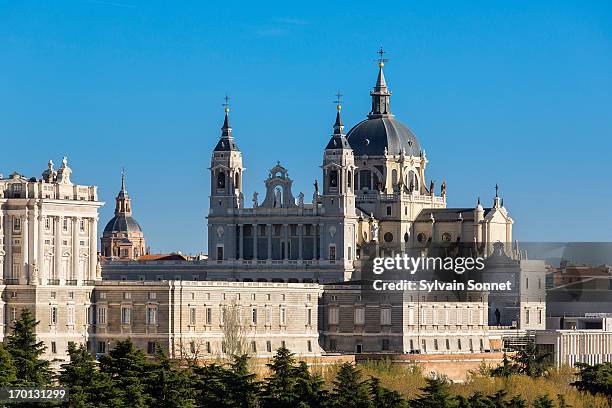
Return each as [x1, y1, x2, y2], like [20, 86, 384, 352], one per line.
[103, 215, 142, 233]
[346, 116, 420, 156]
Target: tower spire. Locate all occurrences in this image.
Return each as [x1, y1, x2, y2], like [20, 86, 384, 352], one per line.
[115, 170, 132, 216]
[369, 47, 392, 118]
[214, 94, 240, 152]
[221, 94, 232, 137]
[333, 90, 344, 135]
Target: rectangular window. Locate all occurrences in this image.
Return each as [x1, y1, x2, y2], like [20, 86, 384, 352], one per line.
[280, 307, 286, 325]
[386, 205, 392, 216]
[251, 308, 258, 325]
[121, 307, 131, 325]
[13, 218, 21, 232]
[148, 292, 157, 300]
[123, 292, 131, 300]
[251, 341, 257, 353]
[63, 218, 68, 231]
[189, 307, 197, 326]
[206, 307, 212, 325]
[354, 308, 365, 325]
[469, 339, 474, 351]
[45, 217, 51, 230]
[330, 339, 336, 351]
[190, 341, 196, 354]
[307, 340, 313, 352]
[147, 342, 156, 355]
[97, 307, 107, 324]
[421, 339, 427, 352]
[382, 339, 389, 351]
[457, 339, 462, 350]
[98, 341, 106, 353]
[206, 341, 211, 354]
[147, 306, 157, 325]
[306, 308, 312, 326]
[538, 309, 543, 325]
[50, 306, 58, 325]
[86, 306, 91, 324]
[525, 308, 530, 325]
[217, 246, 224, 261]
[409, 339, 414, 351]
[446, 339, 450, 350]
[381, 308, 391, 325]
[434, 339, 439, 351]
[329, 246, 336, 262]
[51, 341, 57, 354]
[266, 341, 272, 353]
[67, 305, 75, 325]
[329, 307, 339, 325]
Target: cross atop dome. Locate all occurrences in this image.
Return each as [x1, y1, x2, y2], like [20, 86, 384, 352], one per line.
[369, 47, 391, 118]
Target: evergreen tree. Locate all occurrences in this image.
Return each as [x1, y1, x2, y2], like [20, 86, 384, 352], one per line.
[98, 339, 154, 408]
[491, 353, 515, 378]
[193, 363, 234, 408]
[505, 395, 527, 408]
[5, 309, 52, 386]
[410, 377, 456, 408]
[330, 362, 373, 408]
[148, 345, 196, 408]
[556, 394, 572, 408]
[572, 362, 612, 406]
[486, 390, 508, 407]
[368, 376, 406, 408]
[0, 343, 17, 386]
[293, 361, 328, 408]
[58, 342, 116, 408]
[510, 343, 551, 378]
[225, 354, 261, 408]
[262, 347, 300, 407]
[532, 395, 555, 408]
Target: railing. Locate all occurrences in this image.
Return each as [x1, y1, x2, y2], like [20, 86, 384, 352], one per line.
[4, 279, 19, 285]
[65, 280, 78, 286]
[83, 280, 96, 286]
[47, 279, 60, 285]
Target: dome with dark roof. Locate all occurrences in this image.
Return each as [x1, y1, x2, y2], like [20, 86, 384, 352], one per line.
[346, 116, 420, 156]
[103, 215, 142, 233]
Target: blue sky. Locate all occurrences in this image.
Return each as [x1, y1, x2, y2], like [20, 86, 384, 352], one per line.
[1, 0, 611, 254]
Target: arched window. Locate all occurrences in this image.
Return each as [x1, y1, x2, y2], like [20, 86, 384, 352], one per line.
[358, 170, 372, 191]
[408, 170, 418, 191]
[329, 170, 338, 188]
[217, 171, 226, 189]
[347, 171, 352, 188]
[392, 169, 398, 186]
[234, 172, 240, 189]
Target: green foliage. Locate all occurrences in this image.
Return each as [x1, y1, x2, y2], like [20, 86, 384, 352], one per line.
[0, 343, 17, 386]
[491, 353, 516, 378]
[572, 362, 612, 405]
[511, 343, 552, 378]
[410, 377, 456, 408]
[368, 376, 407, 408]
[5, 308, 52, 386]
[148, 345, 196, 408]
[225, 354, 261, 408]
[532, 394, 555, 408]
[330, 362, 374, 408]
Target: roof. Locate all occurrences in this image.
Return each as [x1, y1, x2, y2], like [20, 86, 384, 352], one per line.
[103, 215, 142, 233]
[414, 208, 492, 223]
[137, 253, 187, 261]
[346, 116, 420, 156]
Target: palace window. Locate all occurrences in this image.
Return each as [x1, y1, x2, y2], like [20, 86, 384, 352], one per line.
[329, 245, 336, 262]
[354, 308, 365, 325]
[13, 218, 21, 232]
[206, 307, 212, 325]
[50, 306, 58, 325]
[279, 307, 286, 325]
[121, 307, 131, 325]
[147, 306, 157, 325]
[329, 307, 339, 325]
[189, 307, 197, 326]
[97, 307, 107, 324]
[381, 308, 391, 325]
[329, 170, 338, 188]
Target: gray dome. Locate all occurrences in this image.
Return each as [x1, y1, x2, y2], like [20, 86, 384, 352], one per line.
[346, 116, 420, 157]
[103, 215, 142, 233]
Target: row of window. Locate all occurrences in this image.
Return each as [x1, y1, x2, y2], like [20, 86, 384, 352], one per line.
[328, 306, 487, 326]
[328, 338, 486, 353]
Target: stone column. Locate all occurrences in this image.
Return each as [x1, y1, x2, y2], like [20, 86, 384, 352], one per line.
[267, 224, 272, 260]
[238, 224, 244, 260]
[36, 209, 44, 285]
[283, 224, 289, 260]
[4, 216, 12, 281]
[21, 212, 29, 285]
[298, 223, 303, 260]
[55, 216, 62, 284]
[313, 224, 317, 260]
[90, 217, 98, 281]
[72, 217, 79, 283]
[252, 224, 258, 260]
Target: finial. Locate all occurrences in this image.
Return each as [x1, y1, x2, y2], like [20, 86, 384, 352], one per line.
[495, 183, 499, 197]
[121, 167, 126, 191]
[477, 196, 481, 206]
[377, 46, 388, 68]
[62, 156, 68, 167]
[334, 90, 343, 111]
[222, 94, 230, 113]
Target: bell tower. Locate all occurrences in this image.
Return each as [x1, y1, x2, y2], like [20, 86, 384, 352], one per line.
[209, 98, 244, 214]
[320, 97, 358, 273]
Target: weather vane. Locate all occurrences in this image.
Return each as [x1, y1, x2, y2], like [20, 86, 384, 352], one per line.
[376, 46, 388, 67]
[222, 94, 231, 113]
[334, 90, 343, 111]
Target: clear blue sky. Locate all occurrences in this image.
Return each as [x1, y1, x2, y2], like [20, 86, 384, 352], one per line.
[1, 1, 611, 254]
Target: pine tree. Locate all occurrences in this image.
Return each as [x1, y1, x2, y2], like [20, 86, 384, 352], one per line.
[193, 363, 234, 408]
[262, 347, 300, 407]
[511, 343, 551, 378]
[293, 361, 328, 408]
[491, 353, 515, 378]
[506, 395, 527, 408]
[368, 376, 406, 408]
[410, 377, 456, 408]
[532, 395, 555, 408]
[147, 345, 196, 408]
[0, 343, 17, 386]
[486, 390, 508, 407]
[58, 342, 116, 408]
[225, 354, 261, 408]
[572, 362, 612, 406]
[98, 339, 154, 408]
[556, 394, 572, 408]
[330, 362, 373, 408]
[5, 308, 52, 386]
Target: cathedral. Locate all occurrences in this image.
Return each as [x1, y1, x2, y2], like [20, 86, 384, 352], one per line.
[0, 54, 545, 363]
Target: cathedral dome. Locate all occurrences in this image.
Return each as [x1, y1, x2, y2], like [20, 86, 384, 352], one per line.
[346, 116, 420, 156]
[103, 215, 142, 233]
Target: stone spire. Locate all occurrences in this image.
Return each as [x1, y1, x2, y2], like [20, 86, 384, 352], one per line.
[369, 47, 392, 118]
[333, 91, 344, 135]
[213, 95, 240, 152]
[115, 170, 132, 216]
[326, 92, 351, 150]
